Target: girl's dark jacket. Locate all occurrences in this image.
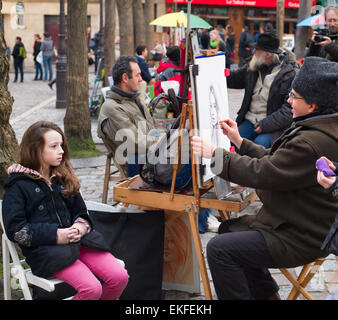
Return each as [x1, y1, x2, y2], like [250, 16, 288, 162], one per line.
[227, 51, 298, 144]
[2, 173, 109, 278]
[211, 113, 338, 267]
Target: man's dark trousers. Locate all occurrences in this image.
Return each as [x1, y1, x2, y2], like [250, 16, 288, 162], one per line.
[14, 57, 24, 82]
[207, 226, 279, 300]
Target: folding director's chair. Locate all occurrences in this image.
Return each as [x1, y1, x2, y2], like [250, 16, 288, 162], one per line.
[0, 200, 124, 300]
[280, 258, 326, 300]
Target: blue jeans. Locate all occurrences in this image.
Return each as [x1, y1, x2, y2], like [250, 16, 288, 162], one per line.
[43, 56, 53, 81]
[238, 120, 271, 148]
[34, 61, 43, 79]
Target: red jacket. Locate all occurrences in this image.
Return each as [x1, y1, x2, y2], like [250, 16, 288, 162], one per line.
[153, 59, 181, 96]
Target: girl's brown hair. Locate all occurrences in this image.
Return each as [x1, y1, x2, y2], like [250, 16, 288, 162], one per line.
[18, 121, 80, 197]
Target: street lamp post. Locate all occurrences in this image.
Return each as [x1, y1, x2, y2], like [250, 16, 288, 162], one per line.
[97, 0, 104, 61]
[56, 0, 67, 108]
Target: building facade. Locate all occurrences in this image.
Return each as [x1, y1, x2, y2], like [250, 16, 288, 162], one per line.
[1, 0, 101, 68]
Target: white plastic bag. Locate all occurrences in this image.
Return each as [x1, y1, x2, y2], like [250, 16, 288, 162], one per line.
[36, 51, 43, 64]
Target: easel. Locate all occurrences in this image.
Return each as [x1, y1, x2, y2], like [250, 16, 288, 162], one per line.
[114, 1, 257, 298]
[113, 101, 257, 299]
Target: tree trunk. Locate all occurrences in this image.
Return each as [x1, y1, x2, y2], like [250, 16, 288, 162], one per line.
[64, 0, 96, 157]
[104, 0, 116, 87]
[116, 0, 134, 56]
[133, 0, 146, 49]
[294, 0, 312, 60]
[144, 0, 155, 59]
[0, 0, 17, 198]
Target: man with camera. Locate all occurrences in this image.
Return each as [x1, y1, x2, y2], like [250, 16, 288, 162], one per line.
[307, 4, 338, 62]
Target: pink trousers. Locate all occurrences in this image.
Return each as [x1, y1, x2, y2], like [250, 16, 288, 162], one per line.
[53, 246, 129, 300]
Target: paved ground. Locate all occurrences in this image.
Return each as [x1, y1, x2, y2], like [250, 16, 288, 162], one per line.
[4, 65, 338, 300]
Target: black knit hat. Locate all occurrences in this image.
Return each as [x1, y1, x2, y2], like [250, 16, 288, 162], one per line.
[166, 46, 180, 65]
[252, 32, 282, 54]
[292, 56, 338, 108]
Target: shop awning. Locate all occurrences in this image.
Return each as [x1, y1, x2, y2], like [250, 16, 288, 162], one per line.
[166, 0, 316, 9]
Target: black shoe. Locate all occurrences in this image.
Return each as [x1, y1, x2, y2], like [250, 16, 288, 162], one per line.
[48, 82, 53, 90]
[13, 80, 17, 83]
[33, 78, 38, 81]
[20, 80, 24, 83]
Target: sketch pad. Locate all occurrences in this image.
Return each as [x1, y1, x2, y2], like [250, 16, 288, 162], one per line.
[190, 52, 231, 187]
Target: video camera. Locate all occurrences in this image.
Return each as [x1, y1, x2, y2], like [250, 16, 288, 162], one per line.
[313, 27, 338, 43]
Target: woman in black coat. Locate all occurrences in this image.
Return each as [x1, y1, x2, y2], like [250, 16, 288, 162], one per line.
[33, 34, 43, 80]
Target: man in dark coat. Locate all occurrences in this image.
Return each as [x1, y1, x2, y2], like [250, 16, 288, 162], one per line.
[191, 56, 338, 300]
[135, 45, 152, 84]
[227, 32, 298, 148]
[12, 36, 25, 83]
[238, 26, 253, 67]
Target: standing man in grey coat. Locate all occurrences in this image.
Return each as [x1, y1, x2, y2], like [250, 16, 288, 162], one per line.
[228, 32, 298, 148]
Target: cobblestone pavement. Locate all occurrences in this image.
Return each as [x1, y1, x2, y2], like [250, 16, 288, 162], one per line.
[6, 68, 338, 300]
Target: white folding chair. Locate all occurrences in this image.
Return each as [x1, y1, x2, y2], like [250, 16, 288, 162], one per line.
[0, 200, 125, 300]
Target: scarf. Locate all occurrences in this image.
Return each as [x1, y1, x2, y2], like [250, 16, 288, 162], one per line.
[110, 85, 146, 119]
[110, 85, 140, 101]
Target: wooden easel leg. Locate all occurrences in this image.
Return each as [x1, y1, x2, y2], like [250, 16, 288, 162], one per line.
[218, 210, 230, 221]
[102, 153, 112, 204]
[185, 203, 213, 300]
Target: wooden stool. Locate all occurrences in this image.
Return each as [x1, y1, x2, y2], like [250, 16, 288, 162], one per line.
[102, 152, 126, 204]
[279, 258, 326, 300]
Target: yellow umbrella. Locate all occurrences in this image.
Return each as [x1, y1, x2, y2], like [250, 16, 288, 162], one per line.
[150, 11, 212, 29]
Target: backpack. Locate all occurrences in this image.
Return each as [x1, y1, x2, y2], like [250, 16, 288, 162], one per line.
[148, 88, 180, 119]
[139, 116, 192, 190]
[19, 46, 27, 59]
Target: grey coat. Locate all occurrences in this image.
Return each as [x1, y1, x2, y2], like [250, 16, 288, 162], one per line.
[41, 37, 54, 57]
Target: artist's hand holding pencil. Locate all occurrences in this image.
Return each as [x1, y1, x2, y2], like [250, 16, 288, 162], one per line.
[219, 118, 243, 149]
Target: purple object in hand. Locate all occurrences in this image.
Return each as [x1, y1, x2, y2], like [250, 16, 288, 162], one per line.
[316, 158, 336, 177]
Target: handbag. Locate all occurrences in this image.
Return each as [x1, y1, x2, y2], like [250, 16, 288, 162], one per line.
[36, 51, 43, 64]
[88, 207, 165, 300]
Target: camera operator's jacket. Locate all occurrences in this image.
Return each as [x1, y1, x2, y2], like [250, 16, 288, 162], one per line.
[307, 37, 338, 62]
[211, 113, 338, 267]
[227, 51, 298, 144]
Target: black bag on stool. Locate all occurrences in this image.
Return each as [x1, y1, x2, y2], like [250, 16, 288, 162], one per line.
[33, 206, 165, 300]
[88, 207, 165, 300]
